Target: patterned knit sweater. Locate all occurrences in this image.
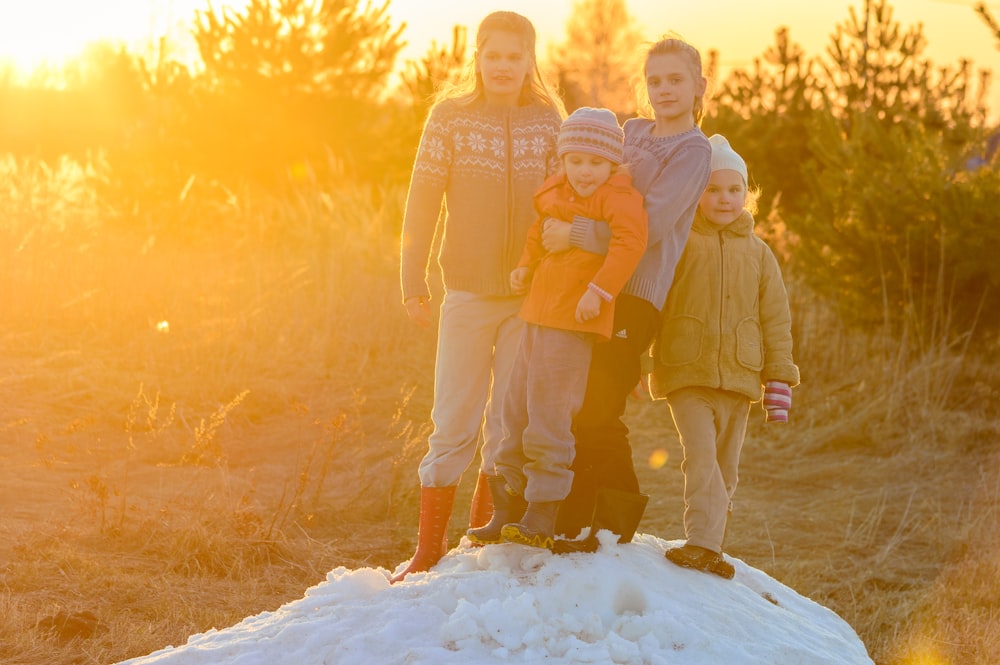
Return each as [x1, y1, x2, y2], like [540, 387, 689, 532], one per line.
[400, 97, 562, 302]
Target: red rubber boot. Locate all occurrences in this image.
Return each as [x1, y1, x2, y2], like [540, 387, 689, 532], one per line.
[390, 485, 457, 584]
[468, 471, 495, 529]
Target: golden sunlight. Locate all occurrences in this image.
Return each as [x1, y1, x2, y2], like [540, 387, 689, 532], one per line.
[0, 2, 148, 74]
[0, 0, 247, 77]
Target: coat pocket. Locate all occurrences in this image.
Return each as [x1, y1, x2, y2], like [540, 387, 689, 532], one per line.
[659, 315, 703, 366]
[736, 317, 764, 371]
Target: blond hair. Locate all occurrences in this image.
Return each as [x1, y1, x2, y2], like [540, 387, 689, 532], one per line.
[434, 11, 566, 117]
[745, 184, 761, 216]
[636, 34, 706, 125]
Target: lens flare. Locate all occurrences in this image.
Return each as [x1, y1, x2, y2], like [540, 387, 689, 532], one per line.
[648, 448, 669, 469]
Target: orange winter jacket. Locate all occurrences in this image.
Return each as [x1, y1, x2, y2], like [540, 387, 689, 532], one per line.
[517, 171, 647, 341]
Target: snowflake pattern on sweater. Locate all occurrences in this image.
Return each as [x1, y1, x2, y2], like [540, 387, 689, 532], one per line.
[412, 108, 557, 184]
[400, 99, 562, 300]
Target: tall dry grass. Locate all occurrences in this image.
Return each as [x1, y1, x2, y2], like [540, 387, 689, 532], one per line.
[0, 153, 997, 664]
[0, 154, 432, 664]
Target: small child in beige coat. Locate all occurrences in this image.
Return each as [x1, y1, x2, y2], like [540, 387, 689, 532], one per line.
[650, 134, 800, 579]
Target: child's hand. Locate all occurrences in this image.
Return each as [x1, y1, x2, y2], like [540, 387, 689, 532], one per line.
[403, 296, 432, 328]
[575, 290, 602, 322]
[510, 267, 532, 294]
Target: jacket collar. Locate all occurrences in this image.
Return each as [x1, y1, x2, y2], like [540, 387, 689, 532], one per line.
[537, 171, 634, 197]
[691, 208, 754, 237]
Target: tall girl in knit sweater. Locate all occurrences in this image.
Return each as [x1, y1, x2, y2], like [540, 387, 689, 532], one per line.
[651, 135, 799, 578]
[393, 11, 565, 583]
[541, 35, 713, 551]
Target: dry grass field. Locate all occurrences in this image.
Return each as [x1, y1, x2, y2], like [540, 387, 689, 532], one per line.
[1, 156, 998, 664]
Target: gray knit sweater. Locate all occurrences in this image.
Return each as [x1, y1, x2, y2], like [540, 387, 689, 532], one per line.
[569, 120, 711, 310]
[400, 97, 562, 302]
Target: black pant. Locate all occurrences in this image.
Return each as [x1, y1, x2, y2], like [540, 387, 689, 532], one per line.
[556, 295, 660, 537]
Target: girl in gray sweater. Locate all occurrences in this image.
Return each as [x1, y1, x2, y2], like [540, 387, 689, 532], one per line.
[542, 35, 713, 552]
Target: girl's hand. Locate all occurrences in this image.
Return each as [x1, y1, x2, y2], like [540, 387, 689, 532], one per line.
[575, 290, 602, 322]
[510, 267, 531, 295]
[541, 218, 572, 253]
[404, 296, 432, 328]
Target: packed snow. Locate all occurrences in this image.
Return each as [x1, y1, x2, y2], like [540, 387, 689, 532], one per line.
[116, 531, 873, 664]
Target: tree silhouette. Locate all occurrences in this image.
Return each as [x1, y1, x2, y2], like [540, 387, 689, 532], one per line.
[191, 0, 405, 181]
[797, 1, 995, 337]
[400, 25, 467, 121]
[705, 27, 821, 222]
[194, 0, 402, 99]
[547, 0, 644, 115]
[975, 2, 1000, 47]
[706, 0, 998, 339]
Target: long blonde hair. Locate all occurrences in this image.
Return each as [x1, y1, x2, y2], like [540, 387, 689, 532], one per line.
[635, 34, 706, 125]
[435, 11, 566, 117]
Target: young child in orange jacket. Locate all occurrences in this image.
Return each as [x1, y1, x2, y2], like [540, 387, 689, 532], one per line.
[469, 107, 648, 549]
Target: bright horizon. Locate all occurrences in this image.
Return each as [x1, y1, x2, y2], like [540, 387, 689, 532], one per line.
[0, 0, 997, 114]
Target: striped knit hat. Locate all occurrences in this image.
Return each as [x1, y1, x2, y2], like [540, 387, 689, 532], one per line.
[557, 107, 624, 165]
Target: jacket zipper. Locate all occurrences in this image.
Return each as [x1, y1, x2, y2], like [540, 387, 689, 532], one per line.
[717, 231, 726, 383]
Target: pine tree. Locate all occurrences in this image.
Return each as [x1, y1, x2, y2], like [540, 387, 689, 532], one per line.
[191, 0, 404, 181]
[547, 0, 644, 115]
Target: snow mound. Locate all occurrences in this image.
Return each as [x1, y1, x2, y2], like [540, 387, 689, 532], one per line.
[117, 533, 873, 665]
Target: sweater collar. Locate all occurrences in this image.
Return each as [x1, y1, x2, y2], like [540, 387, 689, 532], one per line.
[470, 95, 546, 117]
[631, 119, 705, 144]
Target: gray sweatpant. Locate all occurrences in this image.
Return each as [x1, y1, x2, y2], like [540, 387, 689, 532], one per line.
[494, 323, 593, 502]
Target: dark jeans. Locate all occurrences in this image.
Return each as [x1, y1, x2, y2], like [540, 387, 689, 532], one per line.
[556, 295, 661, 537]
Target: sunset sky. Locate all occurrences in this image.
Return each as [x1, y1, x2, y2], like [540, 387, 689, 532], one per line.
[0, 0, 997, 111]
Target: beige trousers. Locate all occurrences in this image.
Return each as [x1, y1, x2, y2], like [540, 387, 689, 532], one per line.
[667, 386, 750, 552]
[418, 290, 524, 487]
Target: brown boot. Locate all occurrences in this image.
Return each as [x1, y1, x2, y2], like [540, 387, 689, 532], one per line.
[664, 543, 735, 580]
[468, 471, 495, 529]
[390, 485, 456, 583]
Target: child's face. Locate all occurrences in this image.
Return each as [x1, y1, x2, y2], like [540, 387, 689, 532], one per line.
[562, 151, 614, 198]
[644, 53, 704, 124]
[476, 30, 531, 105]
[699, 169, 746, 227]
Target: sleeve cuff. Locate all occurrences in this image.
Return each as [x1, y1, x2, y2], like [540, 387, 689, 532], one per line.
[569, 214, 595, 249]
[588, 282, 613, 302]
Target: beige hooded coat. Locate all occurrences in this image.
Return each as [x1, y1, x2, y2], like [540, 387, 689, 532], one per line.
[649, 209, 800, 401]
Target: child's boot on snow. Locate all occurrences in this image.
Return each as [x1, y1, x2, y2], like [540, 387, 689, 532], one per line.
[468, 470, 495, 529]
[664, 543, 735, 580]
[390, 485, 456, 583]
[501, 501, 560, 550]
[553, 487, 648, 554]
[466, 475, 526, 545]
